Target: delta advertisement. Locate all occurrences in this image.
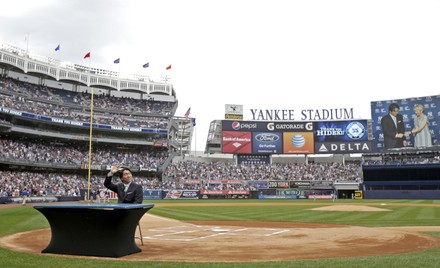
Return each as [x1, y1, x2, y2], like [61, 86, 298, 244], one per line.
[313, 120, 371, 154]
[371, 95, 440, 152]
[221, 120, 370, 154]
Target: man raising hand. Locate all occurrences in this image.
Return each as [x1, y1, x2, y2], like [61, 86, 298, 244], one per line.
[104, 164, 143, 204]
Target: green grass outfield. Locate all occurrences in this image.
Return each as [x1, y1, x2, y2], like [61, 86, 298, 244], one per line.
[1, 199, 440, 268]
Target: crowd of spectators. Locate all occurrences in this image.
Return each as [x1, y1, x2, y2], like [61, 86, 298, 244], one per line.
[0, 92, 169, 129]
[0, 170, 163, 198]
[163, 160, 362, 182]
[0, 138, 169, 168]
[4, 151, 440, 198]
[362, 153, 440, 166]
[0, 159, 363, 198]
[0, 76, 177, 199]
[0, 77, 175, 130]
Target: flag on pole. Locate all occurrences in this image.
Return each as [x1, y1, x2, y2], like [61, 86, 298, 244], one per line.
[184, 107, 191, 118]
[54, 44, 60, 51]
[192, 118, 196, 126]
[166, 64, 171, 70]
[143, 62, 149, 68]
[83, 52, 91, 59]
[114, 58, 120, 64]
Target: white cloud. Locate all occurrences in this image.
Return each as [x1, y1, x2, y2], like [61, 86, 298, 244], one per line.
[1, 0, 440, 152]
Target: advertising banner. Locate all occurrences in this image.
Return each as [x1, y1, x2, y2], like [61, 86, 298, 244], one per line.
[237, 154, 271, 165]
[143, 190, 163, 200]
[200, 190, 250, 195]
[290, 181, 311, 188]
[222, 131, 252, 154]
[222, 120, 374, 154]
[246, 180, 268, 189]
[283, 132, 315, 154]
[0, 106, 168, 134]
[225, 104, 243, 120]
[313, 120, 371, 154]
[252, 132, 283, 154]
[163, 190, 200, 199]
[268, 181, 290, 189]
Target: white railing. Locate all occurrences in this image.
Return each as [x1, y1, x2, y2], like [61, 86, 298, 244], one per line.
[0, 43, 173, 95]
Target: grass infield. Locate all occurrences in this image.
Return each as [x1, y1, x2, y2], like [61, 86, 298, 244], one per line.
[1, 199, 440, 267]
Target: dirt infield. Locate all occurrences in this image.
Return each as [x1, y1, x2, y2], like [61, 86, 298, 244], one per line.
[1, 204, 440, 262]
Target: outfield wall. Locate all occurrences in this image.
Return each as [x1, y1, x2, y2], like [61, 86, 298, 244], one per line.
[364, 190, 440, 199]
[362, 163, 440, 199]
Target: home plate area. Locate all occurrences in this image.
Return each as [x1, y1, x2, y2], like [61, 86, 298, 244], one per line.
[144, 225, 290, 241]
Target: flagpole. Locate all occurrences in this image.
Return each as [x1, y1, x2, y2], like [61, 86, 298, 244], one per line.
[88, 57, 91, 87]
[181, 107, 191, 158]
[87, 86, 95, 202]
[57, 46, 60, 66]
[180, 119, 183, 159]
[25, 32, 29, 57]
[195, 123, 197, 156]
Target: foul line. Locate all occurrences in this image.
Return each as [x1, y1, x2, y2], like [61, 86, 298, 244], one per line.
[144, 225, 290, 241]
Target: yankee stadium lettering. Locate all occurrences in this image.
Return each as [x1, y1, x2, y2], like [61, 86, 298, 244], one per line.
[250, 108, 354, 121]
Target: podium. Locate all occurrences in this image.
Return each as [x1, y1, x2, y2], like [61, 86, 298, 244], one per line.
[34, 203, 154, 258]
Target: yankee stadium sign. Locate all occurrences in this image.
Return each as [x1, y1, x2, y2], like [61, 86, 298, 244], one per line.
[250, 108, 354, 121]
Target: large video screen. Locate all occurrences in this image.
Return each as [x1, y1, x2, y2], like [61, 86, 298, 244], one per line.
[221, 120, 370, 155]
[371, 95, 440, 152]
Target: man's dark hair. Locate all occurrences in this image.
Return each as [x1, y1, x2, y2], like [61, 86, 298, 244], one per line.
[118, 167, 132, 179]
[388, 103, 400, 113]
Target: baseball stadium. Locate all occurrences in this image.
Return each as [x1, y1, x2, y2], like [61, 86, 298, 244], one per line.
[1, 43, 440, 268]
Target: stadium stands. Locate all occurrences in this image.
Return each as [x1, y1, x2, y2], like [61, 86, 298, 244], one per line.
[1, 42, 439, 202]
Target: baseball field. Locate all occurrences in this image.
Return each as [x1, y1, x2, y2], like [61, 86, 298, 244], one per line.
[1, 199, 440, 267]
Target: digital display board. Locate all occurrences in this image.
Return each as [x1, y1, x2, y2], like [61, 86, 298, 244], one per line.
[371, 95, 439, 152]
[222, 119, 371, 154]
[313, 120, 372, 154]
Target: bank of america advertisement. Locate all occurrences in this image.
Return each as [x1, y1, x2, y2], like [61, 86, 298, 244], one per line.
[222, 120, 370, 154]
[222, 131, 252, 154]
[371, 95, 439, 152]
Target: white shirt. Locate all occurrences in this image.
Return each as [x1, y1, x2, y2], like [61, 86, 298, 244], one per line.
[123, 182, 131, 192]
[391, 114, 397, 127]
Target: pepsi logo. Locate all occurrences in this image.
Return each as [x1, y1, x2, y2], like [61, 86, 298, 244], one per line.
[232, 121, 240, 130]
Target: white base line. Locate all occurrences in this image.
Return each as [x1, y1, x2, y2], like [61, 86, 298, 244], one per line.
[143, 226, 290, 241]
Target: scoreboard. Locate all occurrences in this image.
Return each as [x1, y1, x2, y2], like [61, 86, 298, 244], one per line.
[221, 120, 371, 155]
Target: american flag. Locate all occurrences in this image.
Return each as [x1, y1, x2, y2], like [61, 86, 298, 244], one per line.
[184, 107, 191, 118]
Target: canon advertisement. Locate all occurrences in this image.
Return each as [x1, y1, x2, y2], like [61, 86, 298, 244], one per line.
[221, 120, 371, 154]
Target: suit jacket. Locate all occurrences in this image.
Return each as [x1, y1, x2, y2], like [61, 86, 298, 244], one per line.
[104, 175, 143, 204]
[381, 113, 405, 149]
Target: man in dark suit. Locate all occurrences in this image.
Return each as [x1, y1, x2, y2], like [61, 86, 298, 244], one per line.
[104, 164, 143, 204]
[380, 103, 407, 149]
